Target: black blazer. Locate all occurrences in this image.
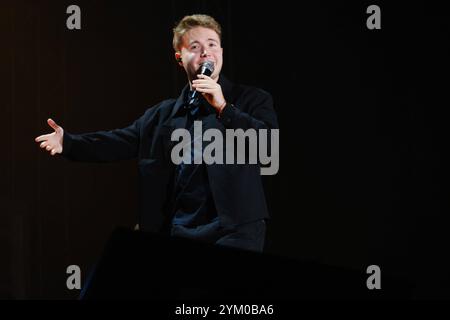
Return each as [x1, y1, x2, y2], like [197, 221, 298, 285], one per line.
[62, 75, 279, 232]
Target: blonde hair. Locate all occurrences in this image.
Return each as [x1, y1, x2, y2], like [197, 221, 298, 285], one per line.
[172, 14, 222, 51]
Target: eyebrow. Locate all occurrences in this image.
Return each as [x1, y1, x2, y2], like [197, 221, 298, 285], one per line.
[189, 38, 219, 45]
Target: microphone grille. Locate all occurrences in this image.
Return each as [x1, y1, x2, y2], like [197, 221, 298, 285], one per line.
[201, 60, 215, 74]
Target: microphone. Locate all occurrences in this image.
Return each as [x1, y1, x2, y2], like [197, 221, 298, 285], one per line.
[188, 60, 215, 104]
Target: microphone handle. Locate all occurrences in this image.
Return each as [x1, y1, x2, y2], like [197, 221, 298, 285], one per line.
[188, 65, 213, 103]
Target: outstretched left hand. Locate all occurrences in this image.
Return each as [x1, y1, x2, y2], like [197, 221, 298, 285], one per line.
[192, 74, 227, 113]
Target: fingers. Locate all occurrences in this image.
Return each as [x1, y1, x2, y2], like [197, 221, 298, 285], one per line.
[196, 88, 216, 94]
[193, 74, 216, 86]
[192, 75, 220, 93]
[192, 81, 218, 93]
[192, 81, 219, 91]
[192, 82, 214, 88]
[40, 141, 52, 150]
[192, 78, 215, 85]
[39, 141, 60, 156]
[35, 124, 62, 155]
[35, 133, 51, 143]
[35, 118, 61, 143]
[47, 118, 61, 132]
[196, 74, 212, 80]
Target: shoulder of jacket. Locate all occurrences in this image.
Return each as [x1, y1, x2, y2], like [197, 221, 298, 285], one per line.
[234, 84, 273, 102]
[142, 98, 177, 117]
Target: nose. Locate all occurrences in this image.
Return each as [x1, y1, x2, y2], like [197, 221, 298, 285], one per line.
[200, 48, 210, 57]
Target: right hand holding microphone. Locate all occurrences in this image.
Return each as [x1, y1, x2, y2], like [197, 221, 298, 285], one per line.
[35, 118, 64, 156]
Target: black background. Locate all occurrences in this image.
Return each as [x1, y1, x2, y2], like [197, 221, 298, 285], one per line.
[1, 0, 449, 299]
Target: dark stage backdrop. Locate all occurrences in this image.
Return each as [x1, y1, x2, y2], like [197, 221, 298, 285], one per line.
[1, 0, 448, 299]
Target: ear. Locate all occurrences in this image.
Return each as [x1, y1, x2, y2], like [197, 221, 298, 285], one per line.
[174, 52, 183, 66]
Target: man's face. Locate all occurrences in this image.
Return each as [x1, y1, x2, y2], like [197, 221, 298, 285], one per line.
[176, 26, 223, 82]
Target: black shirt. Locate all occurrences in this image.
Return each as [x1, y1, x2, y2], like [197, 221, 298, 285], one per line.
[171, 91, 219, 226]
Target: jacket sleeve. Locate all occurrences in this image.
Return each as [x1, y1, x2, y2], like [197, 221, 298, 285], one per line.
[218, 88, 279, 131]
[217, 88, 279, 175]
[61, 107, 158, 163]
